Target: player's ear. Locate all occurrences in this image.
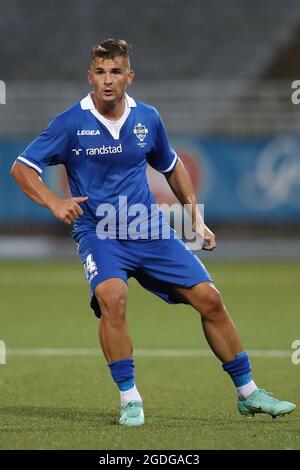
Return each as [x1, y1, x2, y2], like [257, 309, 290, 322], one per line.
[87, 70, 92, 85]
[127, 69, 135, 86]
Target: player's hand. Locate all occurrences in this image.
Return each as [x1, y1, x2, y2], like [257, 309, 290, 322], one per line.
[203, 225, 216, 251]
[192, 215, 216, 251]
[49, 196, 88, 225]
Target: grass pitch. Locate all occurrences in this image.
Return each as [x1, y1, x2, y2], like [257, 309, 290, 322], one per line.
[0, 260, 299, 449]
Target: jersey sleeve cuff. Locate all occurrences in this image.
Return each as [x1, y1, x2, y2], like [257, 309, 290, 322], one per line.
[159, 153, 178, 173]
[17, 156, 43, 174]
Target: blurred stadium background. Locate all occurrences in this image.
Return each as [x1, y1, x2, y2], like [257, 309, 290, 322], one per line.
[1, 0, 300, 258]
[0, 0, 300, 450]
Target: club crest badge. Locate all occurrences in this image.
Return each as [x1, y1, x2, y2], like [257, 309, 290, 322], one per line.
[133, 123, 148, 143]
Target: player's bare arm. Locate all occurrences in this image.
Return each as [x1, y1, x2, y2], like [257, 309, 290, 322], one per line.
[165, 158, 216, 250]
[11, 161, 88, 225]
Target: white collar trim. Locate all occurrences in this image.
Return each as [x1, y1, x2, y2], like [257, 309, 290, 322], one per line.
[80, 92, 136, 110]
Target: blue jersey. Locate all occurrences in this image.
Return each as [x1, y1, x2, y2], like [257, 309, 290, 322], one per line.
[17, 93, 178, 240]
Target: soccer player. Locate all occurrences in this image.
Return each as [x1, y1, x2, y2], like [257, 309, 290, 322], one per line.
[11, 39, 295, 426]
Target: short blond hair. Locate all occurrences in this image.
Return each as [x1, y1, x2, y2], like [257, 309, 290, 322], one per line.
[91, 39, 131, 68]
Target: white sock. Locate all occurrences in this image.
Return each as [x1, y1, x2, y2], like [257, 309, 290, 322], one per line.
[120, 385, 142, 406]
[237, 380, 258, 400]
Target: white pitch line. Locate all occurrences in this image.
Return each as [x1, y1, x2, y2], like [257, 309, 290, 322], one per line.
[6, 348, 291, 358]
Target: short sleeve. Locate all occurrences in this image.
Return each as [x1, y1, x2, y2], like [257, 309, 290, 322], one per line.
[17, 116, 70, 174]
[146, 111, 178, 173]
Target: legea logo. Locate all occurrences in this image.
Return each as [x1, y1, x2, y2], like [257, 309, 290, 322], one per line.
[77, 129, 100, 135]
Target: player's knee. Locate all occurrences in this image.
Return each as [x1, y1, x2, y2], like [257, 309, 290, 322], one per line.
[198, 285, 225, 320]
[94, 283, 127, 324]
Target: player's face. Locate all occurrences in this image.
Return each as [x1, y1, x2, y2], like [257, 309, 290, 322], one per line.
[88, 56, 134, 105]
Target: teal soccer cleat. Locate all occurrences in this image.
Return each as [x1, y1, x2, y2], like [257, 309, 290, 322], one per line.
[238, 388, 296, 418]
[119, 401, 144, 426]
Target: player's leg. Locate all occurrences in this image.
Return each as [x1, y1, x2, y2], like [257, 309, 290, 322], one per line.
[94, 278, 144, 426]
[94, 278, 131, 363]
[77, 234, 144, 426]
[174, 281, 296, 418]
[135, 235, 296, 418]
[174, 281, 242, 363]
[173, 281, 256, 396]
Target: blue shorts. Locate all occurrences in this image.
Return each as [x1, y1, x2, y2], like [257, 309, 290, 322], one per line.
[77, 232, 212, 318]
